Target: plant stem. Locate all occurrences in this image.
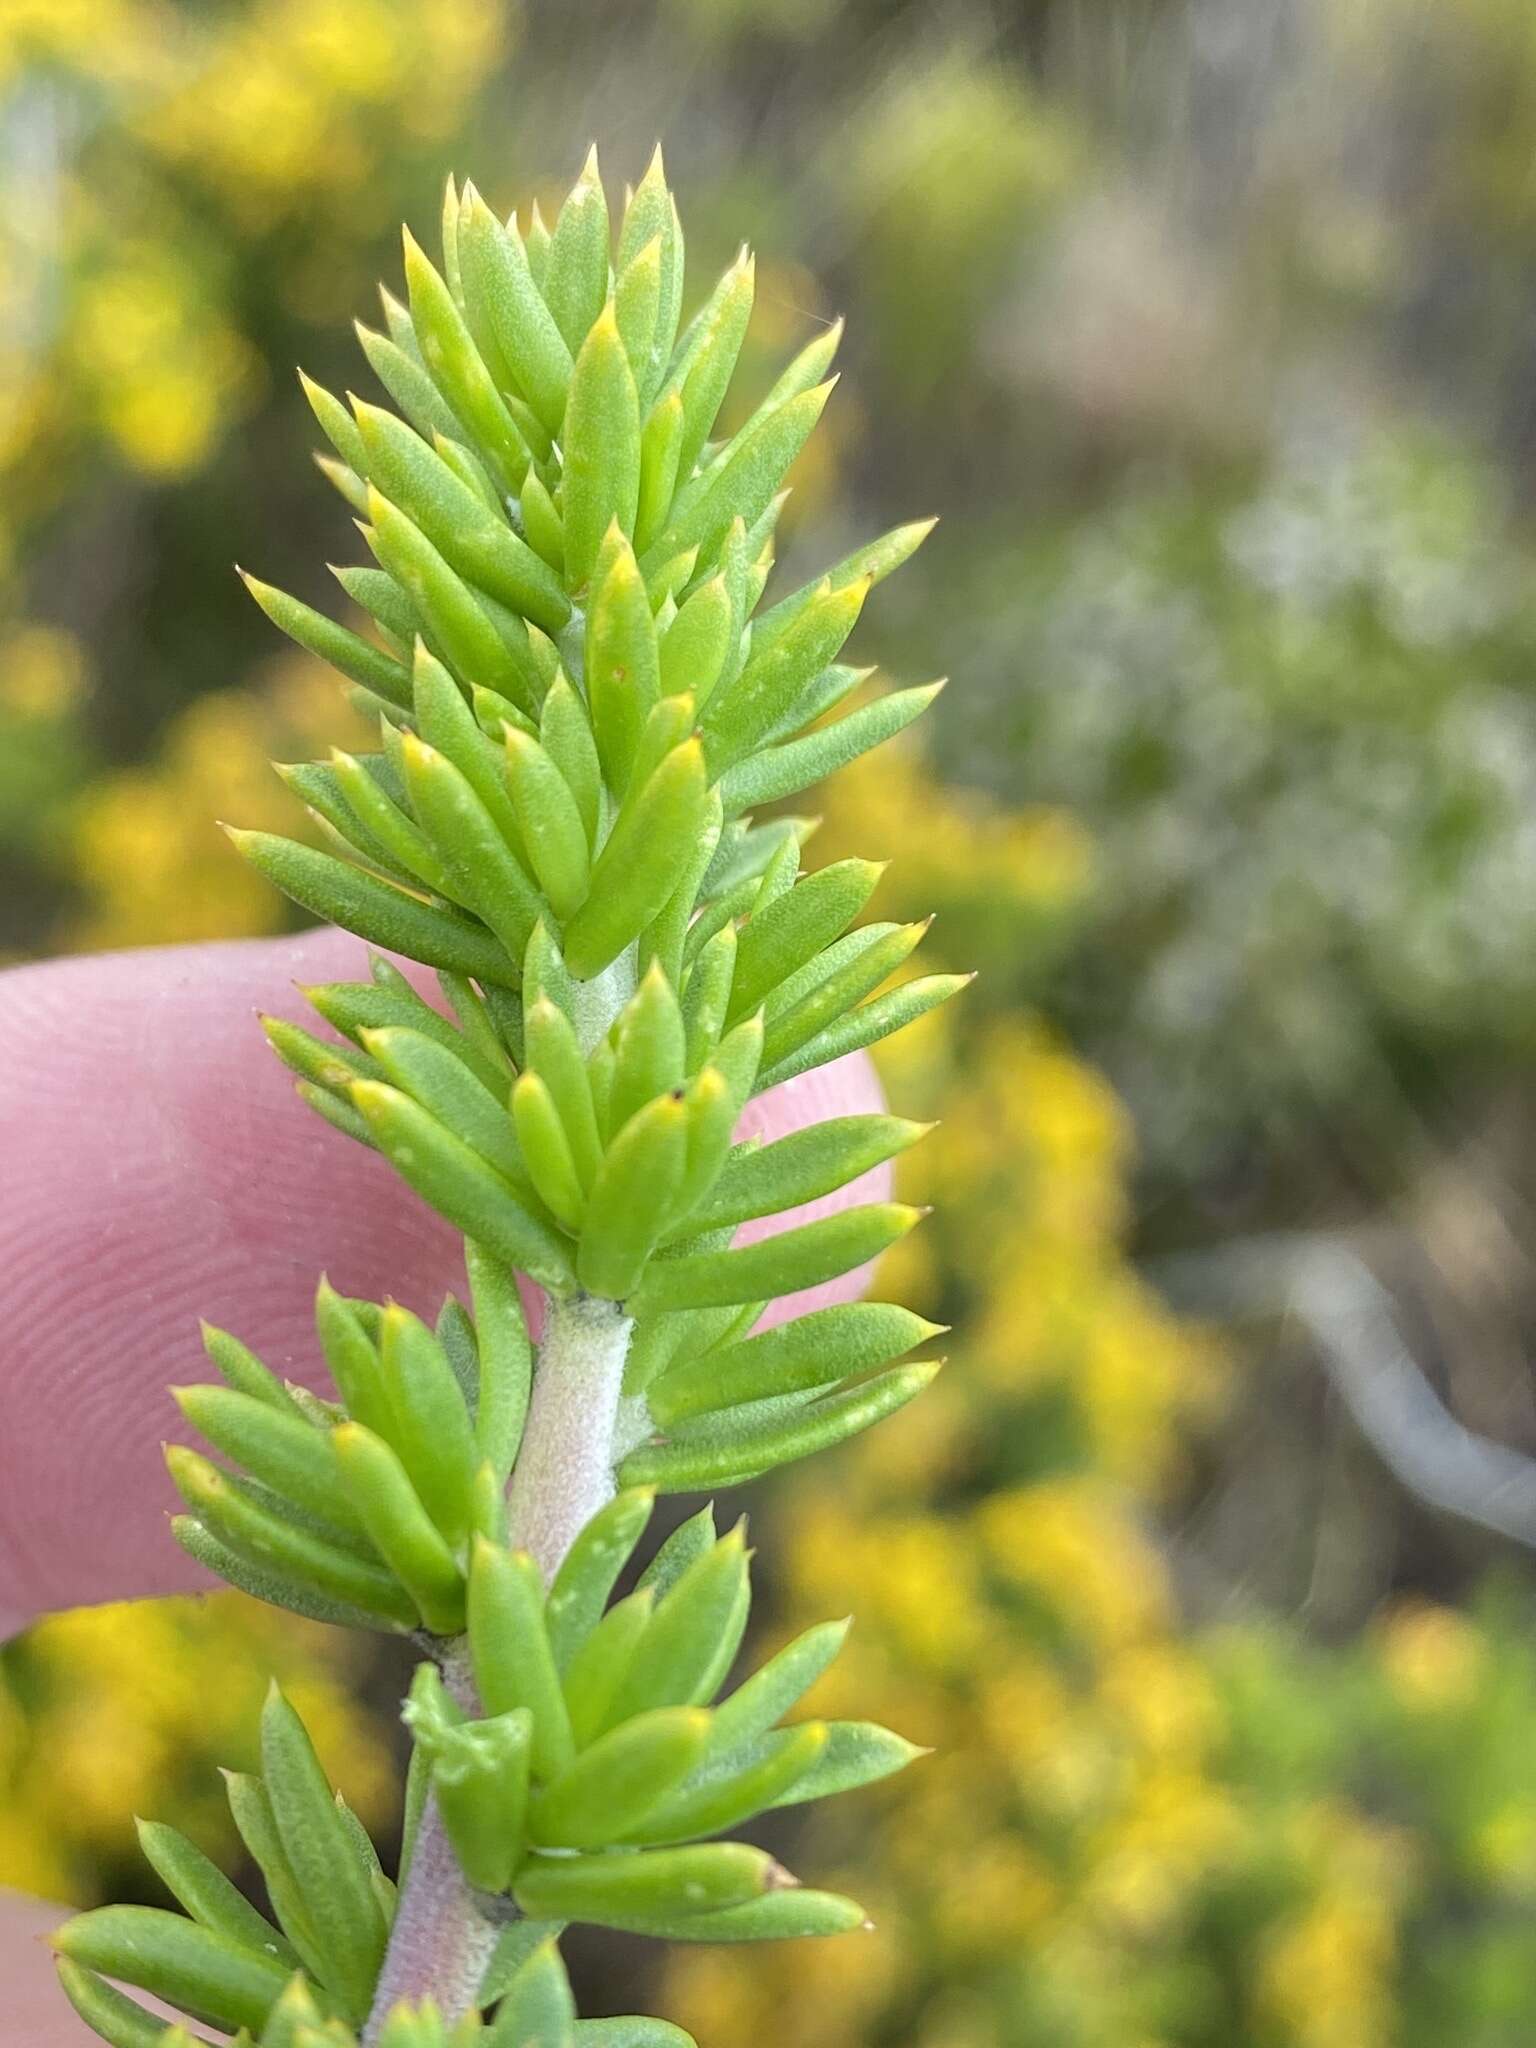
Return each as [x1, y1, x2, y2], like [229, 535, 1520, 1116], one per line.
[364, 1292, 634, 2032]
[362, 1646, 493, 2038]
[505, 1293, 634, 1580]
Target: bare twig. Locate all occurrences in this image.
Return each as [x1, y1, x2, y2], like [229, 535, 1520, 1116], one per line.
[1159, 1232, 1536, 1551]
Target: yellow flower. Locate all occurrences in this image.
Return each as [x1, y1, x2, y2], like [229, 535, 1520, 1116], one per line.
[69, 655, 368, 948]
[929, 1833, 1057, 1953]
[1, 1592, 393, 1905]
[0, 624, 87, 719]
[1472, 1804, 1536, 1895]
[980, 1478, 1172, 1648]
[139, 0, 508, 220]
[1101, 1642, 1221, 1765]
[68, 250, 254, 474]
[1374, 1598, 1487, 1710]
[1256, 1895, 1397, 2048]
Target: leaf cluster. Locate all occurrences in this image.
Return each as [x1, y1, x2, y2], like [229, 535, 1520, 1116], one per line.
[410, 1497, 915, 1922]
[56, 143, 965, 2046]
[230, 145, 960, 1327]
[63, 1919, 685, 2048]
[167, 1268, 942, 1638]
[55, 1505, 917, 2044]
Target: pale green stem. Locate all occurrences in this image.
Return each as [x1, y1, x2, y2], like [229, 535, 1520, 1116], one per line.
[505, 1293, 634, 1579]
[362, 1645, 492, 2037]
[365, 990, 636, 2032]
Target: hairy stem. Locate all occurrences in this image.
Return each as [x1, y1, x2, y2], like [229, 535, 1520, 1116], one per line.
[363, 1647, 493, 2038]
[505, 1293, 634, 1580]
[365, 1292, 633, 2030]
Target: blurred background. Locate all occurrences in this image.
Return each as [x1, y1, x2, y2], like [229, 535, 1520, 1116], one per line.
[9, 0, 1536, 2040]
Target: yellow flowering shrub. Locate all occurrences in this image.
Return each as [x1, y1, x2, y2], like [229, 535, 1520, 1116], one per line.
[0, 625, 91, 889]
[69, 652, 369, 950]
[0, 1593, 394, 1907]
[0, 647, 394, 1910]
[140, 0, 503, 225]
[663, 888, 1238, 2044]
[658, 729, 1536, 2048]
[0, 0, 518, 963]
[0, 0, 510, 499]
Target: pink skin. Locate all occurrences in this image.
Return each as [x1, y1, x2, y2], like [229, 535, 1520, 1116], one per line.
[0, 928, 891, 2031]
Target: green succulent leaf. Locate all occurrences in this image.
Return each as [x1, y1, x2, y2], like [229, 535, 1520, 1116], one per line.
[481, 1935, 576, 2048]
[512, 1842, 780, 1930]
[563, 309, 642, 594]
[307, 968, 511, 1097]
[255, 1974, 332, 2048]
[477, 1918, 569, 2006]
[134, 1822, 298, 1972]
[260, 1687, 389, 2021]
[166, 1447, 418, 1630]
[58, 1961, 208, 2048]
[239, 573, 413, 709]
[768, 1718, 928, 1808]
[545, 1485, 656, 1671]
[464, 1241, 533, 1477]
[545, 146, 611, 354]
[350, 1082, 574, 1292]
[365, 494, 532, 715]
[585, 536, 661, 794]
[629, 1202, 924, 1315]
[459, 194, 574, 439]
[504, 727, 592, 918]
[228, 832, 516, 985]
[406, 1668, 533, 1895]
[360, 1026, 528, 1196]
[562, 740, 710, 980]
[577, 1092, 689, 1298]
[758, 972, 974, 1090]
[468, 1540, 577, 1778]
[574, 2023, 696, 2048]
[629, 1721, 828, 1846]
[678, 1114, 929, 1240]
[350, 401, 568, 633]
[701, 576, 870, 774]
[357, 316, 463, 444]
[611, 1887, 867, 1943]
[562, 1587, 657, 1749]
[511, 1070, 586, 1229]
[52, 1909, 295, 2036]
[376, 1301, 483, 1542]
[621, 1361, 943, 1491]
[721, 680, 944, 814]
[605, 1523, 750, 1724]
[635, 1503, 717, 1601]
[649, 1300, 943, 1426]
[222, 1776, 332, 1993]
[332, 1423, 466, 1635]
[531, 1707, 711, 1849]
[403, 226, 532, 490]
[172, 1385, 360, 1541]
[170, 1519, 398, 1637]
[652, 379, 833, 572]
